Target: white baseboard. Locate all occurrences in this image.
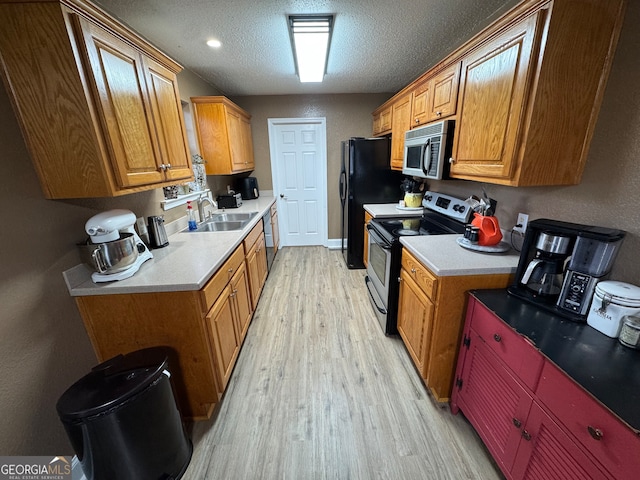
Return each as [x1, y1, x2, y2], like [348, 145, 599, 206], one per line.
[326, 238, 343, 250]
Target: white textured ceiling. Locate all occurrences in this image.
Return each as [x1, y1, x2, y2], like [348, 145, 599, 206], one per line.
[94, 0, 520, 96]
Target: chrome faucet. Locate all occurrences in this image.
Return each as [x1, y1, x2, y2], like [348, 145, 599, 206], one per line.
[197, 194, 217, 223]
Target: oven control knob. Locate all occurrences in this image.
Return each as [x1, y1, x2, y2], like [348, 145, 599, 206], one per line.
[425, 195, 433, 202]
[458, 205, 465, 213]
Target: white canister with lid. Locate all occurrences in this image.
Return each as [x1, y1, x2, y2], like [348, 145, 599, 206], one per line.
[587, 281, 640, 338]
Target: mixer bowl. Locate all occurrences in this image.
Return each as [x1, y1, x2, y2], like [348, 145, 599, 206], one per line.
[77, 233, 138, 274]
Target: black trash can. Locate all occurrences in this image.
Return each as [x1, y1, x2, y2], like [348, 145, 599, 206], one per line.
[56, 347, 192, 480]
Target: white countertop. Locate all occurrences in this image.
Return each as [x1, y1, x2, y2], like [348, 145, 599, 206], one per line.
[64, 196, 276, 296]
[364, 203, 423, 218]
[400, 234, 520, 277]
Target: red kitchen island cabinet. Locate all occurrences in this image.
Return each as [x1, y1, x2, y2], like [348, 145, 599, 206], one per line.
[451, 293, 640, 480]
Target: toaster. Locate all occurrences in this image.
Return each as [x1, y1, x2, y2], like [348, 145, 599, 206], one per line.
[216, 193, 243, 208]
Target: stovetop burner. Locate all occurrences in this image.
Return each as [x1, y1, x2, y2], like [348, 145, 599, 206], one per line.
[369, 191, 471, 244]
[394, 228, 421, 236]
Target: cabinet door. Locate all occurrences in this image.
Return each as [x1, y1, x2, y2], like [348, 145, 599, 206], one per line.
[240, 114, 255, 171]
[410, 80, 430, 128]
[246, 245, 261, 309]
[256, 234, 268, 291]
[205, 285, 240, 391]
[429, 62, 460, 121]
[143, 56, 193, 182]
[450, 12, 543, 180]
[397, 269, 434, 377]
[75, 16, 164, 187]
[231, 262, 253, 343]
[390, 94, 412, 170]
[512, 402, 611, 480]
[455, 329, 533, 475]
[226, 108, 246, 172]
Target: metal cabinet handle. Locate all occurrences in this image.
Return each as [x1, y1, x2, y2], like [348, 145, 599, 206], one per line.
[587, 426, 603, 441]
[449, 157, 455, 164]
[512, 418, 522, 428]
[522, 430, 531, 441]
[436, 111, 442, 117]
[166, 163, 171, 169]
[415, 118, 419, 124]
[411, 268, 416, 274]
[493, 333, 502, 342]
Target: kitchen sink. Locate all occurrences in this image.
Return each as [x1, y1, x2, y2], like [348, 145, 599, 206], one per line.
[182, 212, 258, 233]
[208, 212, 258, 222]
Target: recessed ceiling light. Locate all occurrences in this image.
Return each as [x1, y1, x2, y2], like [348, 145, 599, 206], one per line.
[206, 39, 222, 48]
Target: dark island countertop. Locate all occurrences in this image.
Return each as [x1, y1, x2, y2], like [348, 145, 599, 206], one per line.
[471, 289, 640, 433]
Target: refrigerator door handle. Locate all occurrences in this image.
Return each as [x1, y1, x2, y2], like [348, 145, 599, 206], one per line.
[339, 170, 347, 204]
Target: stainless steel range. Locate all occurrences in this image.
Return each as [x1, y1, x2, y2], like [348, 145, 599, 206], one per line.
[365, 191, 473, 335]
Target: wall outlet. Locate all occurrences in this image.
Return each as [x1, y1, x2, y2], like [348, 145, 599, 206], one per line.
[514, 213, 529, 234]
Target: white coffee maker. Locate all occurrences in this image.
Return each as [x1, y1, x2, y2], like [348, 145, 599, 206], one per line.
[79, 209, 153, 282]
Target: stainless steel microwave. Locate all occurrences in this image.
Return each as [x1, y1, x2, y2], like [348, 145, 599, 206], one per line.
[402, 119, 454, 179]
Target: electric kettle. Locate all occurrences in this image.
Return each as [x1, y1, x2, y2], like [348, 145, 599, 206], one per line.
[471, 213, 502, 246]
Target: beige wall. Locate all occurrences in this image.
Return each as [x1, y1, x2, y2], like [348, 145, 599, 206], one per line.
[231, 94, 392, 238]
[0, 68, 219, 455]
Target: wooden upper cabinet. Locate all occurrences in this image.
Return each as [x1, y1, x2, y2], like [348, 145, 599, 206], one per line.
[374, 0, 625, 187]
[450, 0, 625, 186]
[0, 0, 192, 198]
[143, 57, 193, 182]
[410, 79, 430, 128]
[372, 104, 392, 136]
[390, 94, 412, 170]
[450, 13, 543, 182]
[411, 62, 460, 128]
[191, 96, 255, 175]
[429, 62, 460, 120]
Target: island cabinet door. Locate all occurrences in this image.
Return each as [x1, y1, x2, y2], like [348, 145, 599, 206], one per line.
[511, 402, 612, 480]
[454, 329, 533, 475]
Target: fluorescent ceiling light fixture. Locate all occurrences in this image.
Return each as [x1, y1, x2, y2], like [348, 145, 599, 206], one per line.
[288, 15, 333, 83]
[206, 39, 222, 48]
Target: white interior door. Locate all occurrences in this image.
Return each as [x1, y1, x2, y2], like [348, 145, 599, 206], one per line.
[268, 118, 327, 247]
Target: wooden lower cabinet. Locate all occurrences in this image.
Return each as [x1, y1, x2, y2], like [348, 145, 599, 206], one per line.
[397, 268, 435, 376]
[397, 249, 512, 401]
[75, 242, 257, 420]
[451, 295, 639, 480]
[245, 222, 268, 309]
[204, 261, 252, 392]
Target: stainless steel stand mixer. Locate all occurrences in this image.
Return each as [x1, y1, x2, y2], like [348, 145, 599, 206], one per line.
[79, 209, 153, 282]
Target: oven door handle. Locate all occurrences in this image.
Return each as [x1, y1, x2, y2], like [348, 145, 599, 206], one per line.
[366, 225, 392, 250]
[365, 276, 387, 315]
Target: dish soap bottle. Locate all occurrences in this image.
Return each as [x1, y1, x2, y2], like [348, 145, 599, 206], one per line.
[187, 201, 198, 231]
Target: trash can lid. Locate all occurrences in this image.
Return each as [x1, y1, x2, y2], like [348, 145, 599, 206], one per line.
[56, 347, 170, 421]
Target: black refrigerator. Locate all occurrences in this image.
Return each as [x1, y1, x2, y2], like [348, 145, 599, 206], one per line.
[340, 137, 405, 269]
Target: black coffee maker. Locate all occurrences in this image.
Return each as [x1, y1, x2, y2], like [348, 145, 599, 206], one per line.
[508, 218, 625, 321]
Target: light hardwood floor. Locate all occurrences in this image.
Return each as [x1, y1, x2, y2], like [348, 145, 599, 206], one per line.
[183, 246, 502, 479]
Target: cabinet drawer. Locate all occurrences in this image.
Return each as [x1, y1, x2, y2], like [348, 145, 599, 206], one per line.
[537, 361, 640, 479]
[201, 245, 245, 311]
[243, 221, 264, 253]
[401, 250, 437, 299]
[469, 301, 543, 391]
